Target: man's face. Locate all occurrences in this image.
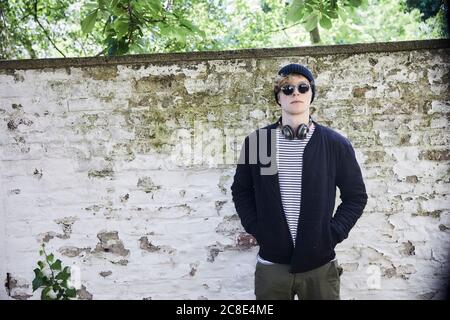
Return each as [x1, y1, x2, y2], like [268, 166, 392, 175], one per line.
[278, 75, 312, 116]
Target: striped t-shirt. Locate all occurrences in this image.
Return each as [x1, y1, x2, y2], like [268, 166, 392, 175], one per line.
[276, 122, 315, 245]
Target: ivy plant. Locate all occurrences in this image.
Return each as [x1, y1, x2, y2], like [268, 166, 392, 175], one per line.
[32, 244, 77, 300]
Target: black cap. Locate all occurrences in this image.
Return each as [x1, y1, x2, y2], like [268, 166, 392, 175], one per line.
[275, 63, 315, 104]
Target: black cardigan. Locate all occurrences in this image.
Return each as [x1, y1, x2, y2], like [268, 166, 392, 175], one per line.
[231, 119, 368, 273]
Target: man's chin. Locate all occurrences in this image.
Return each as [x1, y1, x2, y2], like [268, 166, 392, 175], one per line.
[282, 107, 309, 116]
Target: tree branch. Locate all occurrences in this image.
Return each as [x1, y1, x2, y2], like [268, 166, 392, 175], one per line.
[140, 16, 166, 24]
[127, 0, 133, 45]
[33, 0, 66, 57]
[264, 21, 304, 35]
[309, 26, 321, 43]
[95, 47, 108, 56]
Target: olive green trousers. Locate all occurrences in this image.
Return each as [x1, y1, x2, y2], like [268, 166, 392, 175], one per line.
[255, 260, 343, 300]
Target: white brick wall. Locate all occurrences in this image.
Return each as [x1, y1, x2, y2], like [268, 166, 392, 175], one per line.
[0, 164, 6, 298]
[0, 43, 449, 300]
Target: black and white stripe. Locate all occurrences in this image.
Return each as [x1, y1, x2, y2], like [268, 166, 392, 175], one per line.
[276, 123, 315, 245]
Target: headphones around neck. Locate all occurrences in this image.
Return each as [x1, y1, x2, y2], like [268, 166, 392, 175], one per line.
[278, 117, 313, 140]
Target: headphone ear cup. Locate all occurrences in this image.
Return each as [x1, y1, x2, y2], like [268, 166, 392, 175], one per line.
[282, 125, 294, 140]
[296, 124, 309, 140]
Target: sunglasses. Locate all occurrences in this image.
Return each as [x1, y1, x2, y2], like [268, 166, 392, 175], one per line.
[280, 83, 310, 95]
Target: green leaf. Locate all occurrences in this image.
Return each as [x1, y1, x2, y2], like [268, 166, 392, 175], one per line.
[148, 0, 163, 13]
[33, 268, 48, 291]
[84, 0, 99, 11]
[304, 12, 319, 32]
[331, 0, 338, 9]
[53, 284, 61, 292]
[46, 253, 54, 263]
[348, 0, 362, 7]
[109, 3, 125, 16]
[179, 25, 195, 37]
[33, 268, 43, 278]
[51, 260, 62, 271]
[37, 261, 45, 270]
[55, 270, 70, 281]
[41, 286, 52, 300]
[158, 24, 170, 37]
[304, 0, 316, 12]
[326, 9, 339, 19]
[114, 19, 129, 39]
[81, 9, 99, 34]
[320, 15, 332, 29]
[179, 18, 201, 34]
[98, 0, 107, 10]
[109, 0, 120, 10]
[32, 276, 44, 291]
[198, 30, 207, 38]
[338, 7, 348, 21]
[39, 250, 44, 256]
[109, 39, 129, 56]
[66, 288, 77, 298]
[287, 0, 306, 23]
[41, 275, 51, 286]
[171, 27, 188, 43]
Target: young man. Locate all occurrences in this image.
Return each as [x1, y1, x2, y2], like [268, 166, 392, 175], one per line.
[231, 63, 368, 300]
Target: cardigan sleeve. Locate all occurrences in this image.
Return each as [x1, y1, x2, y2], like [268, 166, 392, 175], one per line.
[230, 136, 258, 237]
[330, 137, 368, 246]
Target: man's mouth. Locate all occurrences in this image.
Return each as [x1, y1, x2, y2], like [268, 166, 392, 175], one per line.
[291, 101, 302, 104]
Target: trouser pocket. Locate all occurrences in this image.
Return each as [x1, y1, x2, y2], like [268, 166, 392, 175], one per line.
[254, 262, 293, 300]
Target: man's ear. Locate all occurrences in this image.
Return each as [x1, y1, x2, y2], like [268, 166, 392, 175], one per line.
[274, 90, 280, 106]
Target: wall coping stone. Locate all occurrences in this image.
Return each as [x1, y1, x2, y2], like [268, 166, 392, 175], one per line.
[0, 39, 449, 71]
